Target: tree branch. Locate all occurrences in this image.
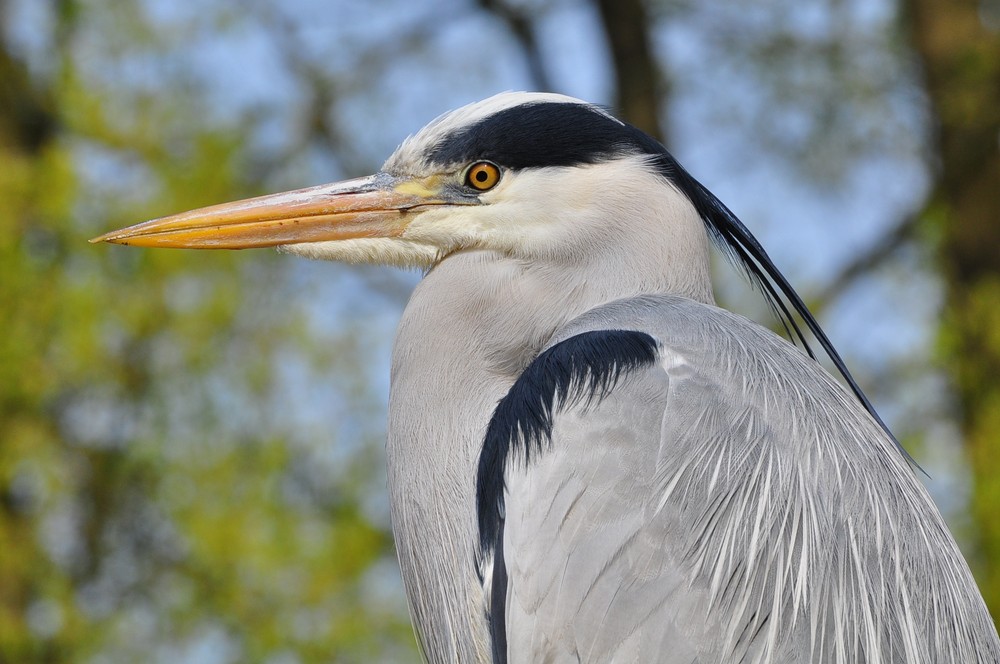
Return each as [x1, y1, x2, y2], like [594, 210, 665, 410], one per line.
[475, 0, 553, 91]
[812, 213, 920, 308]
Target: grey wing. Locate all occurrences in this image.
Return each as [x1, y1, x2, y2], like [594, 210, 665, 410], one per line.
[489, 295, 1000, 663]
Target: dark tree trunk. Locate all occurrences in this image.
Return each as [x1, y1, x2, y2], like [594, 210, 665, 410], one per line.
[906, 0, 1000, 620]
[594, 0, 666, 142]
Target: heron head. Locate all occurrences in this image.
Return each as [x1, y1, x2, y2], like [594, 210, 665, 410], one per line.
[91, 92, 707, 269]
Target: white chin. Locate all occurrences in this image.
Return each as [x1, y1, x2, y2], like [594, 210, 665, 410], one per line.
[277, 238, 441, 269]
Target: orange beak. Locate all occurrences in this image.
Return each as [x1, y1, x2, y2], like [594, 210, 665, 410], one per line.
[89, 173, 456, 249]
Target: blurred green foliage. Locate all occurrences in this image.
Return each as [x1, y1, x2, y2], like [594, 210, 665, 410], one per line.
[0, 4, 414, 662]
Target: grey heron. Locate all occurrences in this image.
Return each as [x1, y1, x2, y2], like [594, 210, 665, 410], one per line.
[93, 92, 1000, 662]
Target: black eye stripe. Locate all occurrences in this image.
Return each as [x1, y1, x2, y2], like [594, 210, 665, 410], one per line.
[430, 102, 656, 170]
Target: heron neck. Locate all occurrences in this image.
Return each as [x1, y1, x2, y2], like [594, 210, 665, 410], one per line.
[386, 244, 713, 661]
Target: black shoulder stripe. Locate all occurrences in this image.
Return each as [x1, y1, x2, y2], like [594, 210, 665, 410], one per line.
[476, 329, 657, 663]
[475, 329, 658, 557]
[489, 518, 508, 664]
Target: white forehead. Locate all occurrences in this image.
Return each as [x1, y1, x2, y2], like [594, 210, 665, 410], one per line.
[382, 91, 617, 174]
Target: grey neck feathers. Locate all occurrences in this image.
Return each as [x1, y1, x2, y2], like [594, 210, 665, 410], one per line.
[385, 198, 713, 662]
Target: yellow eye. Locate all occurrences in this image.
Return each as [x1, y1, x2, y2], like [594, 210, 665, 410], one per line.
[465, 162, 501, 191]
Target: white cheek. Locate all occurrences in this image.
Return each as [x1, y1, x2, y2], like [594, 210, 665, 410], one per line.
[396, 173, 600, 259]
[472, 170, 612, 256]
[401, 207, 489, 250]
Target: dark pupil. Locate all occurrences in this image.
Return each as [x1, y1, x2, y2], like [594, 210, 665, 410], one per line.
[475, 170, 488, 182]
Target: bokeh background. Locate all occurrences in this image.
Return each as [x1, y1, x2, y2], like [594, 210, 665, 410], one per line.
[2, 0, 998, 661]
